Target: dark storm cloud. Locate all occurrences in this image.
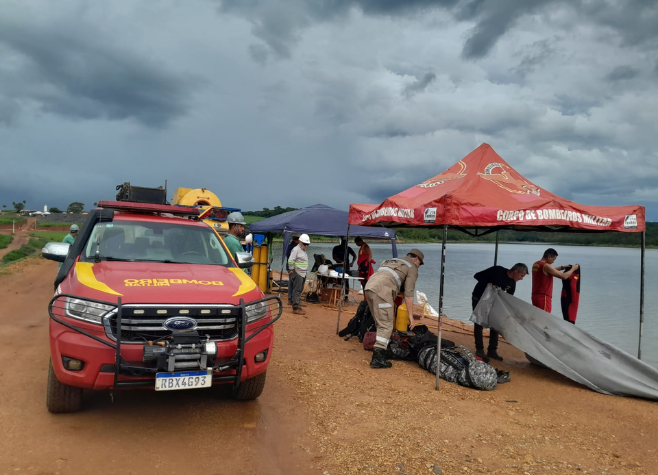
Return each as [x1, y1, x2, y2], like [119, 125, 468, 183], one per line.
[0, 19, 195, 128]
[552, 95, 602, 117]
[218, 0, 458, 60]
[606, 65, 640, 82]
[402, 72, 436, 98]
[580, 0, 658, 48]
[221, 1, 658, 64]
[0, 99, 20, 126]
[460, 0, 552, 59]
[510, 39, 555, 79]
[219, 0, 557, 61]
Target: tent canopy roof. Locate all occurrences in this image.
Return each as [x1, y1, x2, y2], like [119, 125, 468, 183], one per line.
[250, 204, 396, 239]
[349, 144, 645, 233]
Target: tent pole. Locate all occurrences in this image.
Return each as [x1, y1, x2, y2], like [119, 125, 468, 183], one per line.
[435, 224, 447, 390]
[638, 231, 645, 360]
[494, 231, 499, 266]
[336, 225, 351, 335]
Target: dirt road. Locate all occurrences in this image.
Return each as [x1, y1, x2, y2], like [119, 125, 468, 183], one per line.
[0, 229, 30, 260]
[1, 259, 657, 475]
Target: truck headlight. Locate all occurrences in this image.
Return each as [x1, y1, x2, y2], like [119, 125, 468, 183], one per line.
[245, 301, 268, 323]
[65, 298, 115, 325]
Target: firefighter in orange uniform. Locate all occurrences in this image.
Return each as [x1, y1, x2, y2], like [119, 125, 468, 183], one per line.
[531, 248, 579, 313]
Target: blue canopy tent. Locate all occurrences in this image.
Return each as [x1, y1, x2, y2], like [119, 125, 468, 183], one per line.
[249, 204, 398, 265]
[249, 204, 398, 326]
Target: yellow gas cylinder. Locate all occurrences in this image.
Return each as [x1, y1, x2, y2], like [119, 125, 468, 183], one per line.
[395, 303, 410, 331]
[257, 245, 268, 292]
[251, 246, 261, 285]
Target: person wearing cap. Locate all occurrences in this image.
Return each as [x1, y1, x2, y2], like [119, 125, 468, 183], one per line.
[59, 224, 79, 269]
[364, 249, 424, 369]
[224, 212, 247, 261]
[471, 263, 528, 362]
[288, 234, 310, 315]
[532, 248, 579, 313]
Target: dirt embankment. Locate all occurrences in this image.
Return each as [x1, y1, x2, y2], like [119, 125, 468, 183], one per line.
[1, 259, 656, 475]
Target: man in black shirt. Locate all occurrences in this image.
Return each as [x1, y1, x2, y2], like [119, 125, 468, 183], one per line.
[472, 263, 528, 362]
[332, 238, 357, 301]
[332, 238, 356, 271]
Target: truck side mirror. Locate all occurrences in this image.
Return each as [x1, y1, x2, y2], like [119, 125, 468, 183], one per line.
[235, 252, 254, 269]
[42, 242, 71, 262]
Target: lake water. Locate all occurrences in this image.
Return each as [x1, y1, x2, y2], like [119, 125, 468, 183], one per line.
[270, 241, 658, 369]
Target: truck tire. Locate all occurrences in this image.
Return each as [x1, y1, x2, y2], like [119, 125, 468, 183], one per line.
[47, 359, 83, 413]
[232, 371, 267, 401]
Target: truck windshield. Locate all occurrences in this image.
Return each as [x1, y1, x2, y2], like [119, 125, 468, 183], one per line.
[81, 221, 233, 266]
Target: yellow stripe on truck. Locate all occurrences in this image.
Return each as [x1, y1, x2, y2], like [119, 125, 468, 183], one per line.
[229, 268, 257, 297]
[75, 262, 123, 296]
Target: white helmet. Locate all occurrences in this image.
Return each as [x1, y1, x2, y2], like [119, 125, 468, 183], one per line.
[299, 234, 310, 245]
[245, 233, 253, 244]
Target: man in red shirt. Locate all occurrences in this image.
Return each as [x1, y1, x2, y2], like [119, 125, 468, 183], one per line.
[532, 248, 579, 313]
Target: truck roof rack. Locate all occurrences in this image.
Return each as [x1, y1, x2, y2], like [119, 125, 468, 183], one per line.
[97, 200, 200, 216]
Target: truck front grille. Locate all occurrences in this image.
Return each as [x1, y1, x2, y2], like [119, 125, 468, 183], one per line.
[104, 304, 239, 343]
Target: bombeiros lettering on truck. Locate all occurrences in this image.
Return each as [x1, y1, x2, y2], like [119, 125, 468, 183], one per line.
[42, 182, 281, 413]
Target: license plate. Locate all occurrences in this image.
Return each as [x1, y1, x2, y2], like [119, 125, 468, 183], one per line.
[155, 370, 212, 391]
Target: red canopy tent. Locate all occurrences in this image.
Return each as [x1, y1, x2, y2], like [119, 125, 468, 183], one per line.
[348, 143, 647, 389]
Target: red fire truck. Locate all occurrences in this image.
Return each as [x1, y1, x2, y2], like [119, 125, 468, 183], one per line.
[42, 196, 280, 413]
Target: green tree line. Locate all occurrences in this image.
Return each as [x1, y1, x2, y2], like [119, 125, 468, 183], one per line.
[243, 206, 298, 218]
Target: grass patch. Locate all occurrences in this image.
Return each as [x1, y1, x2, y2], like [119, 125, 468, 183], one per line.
[0, 217, 26, 225]
[36, 222, 75, 228]
[0, 234, 13, 249]
[30, 231, 68, 242]
[2, 237, 53, 264]
[2, 249, 28, 263]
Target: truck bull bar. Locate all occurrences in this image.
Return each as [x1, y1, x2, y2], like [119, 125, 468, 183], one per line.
[48, 294, 282, 396]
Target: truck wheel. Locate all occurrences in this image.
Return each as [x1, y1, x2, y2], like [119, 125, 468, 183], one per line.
[47, 359, 83, 413]
[232, 371, 267, 401]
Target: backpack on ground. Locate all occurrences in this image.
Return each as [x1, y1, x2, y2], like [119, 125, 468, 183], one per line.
[362, 331, 377, 351]
[305, 291, 320, 303]
[387, 325, 455, 361]
[418, 345, 497, 391]
[339, 301, 375, 342]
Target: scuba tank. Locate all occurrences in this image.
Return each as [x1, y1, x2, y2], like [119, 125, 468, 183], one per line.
[395, 302, 410, 331]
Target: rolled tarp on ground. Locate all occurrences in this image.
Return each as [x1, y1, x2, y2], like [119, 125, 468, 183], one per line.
[471, 286, 658, 400]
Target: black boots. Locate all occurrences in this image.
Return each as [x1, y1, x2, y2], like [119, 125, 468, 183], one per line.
[487, 350, 503, 361]
[370, 349, 392, 369]
[475, 349, 490, 363]
[476, 349, 503, 362]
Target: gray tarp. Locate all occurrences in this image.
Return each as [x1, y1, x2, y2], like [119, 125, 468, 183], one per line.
[471, 286, 658, 400]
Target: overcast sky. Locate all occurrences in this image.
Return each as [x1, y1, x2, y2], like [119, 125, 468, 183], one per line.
[1, 0, 657, 220]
